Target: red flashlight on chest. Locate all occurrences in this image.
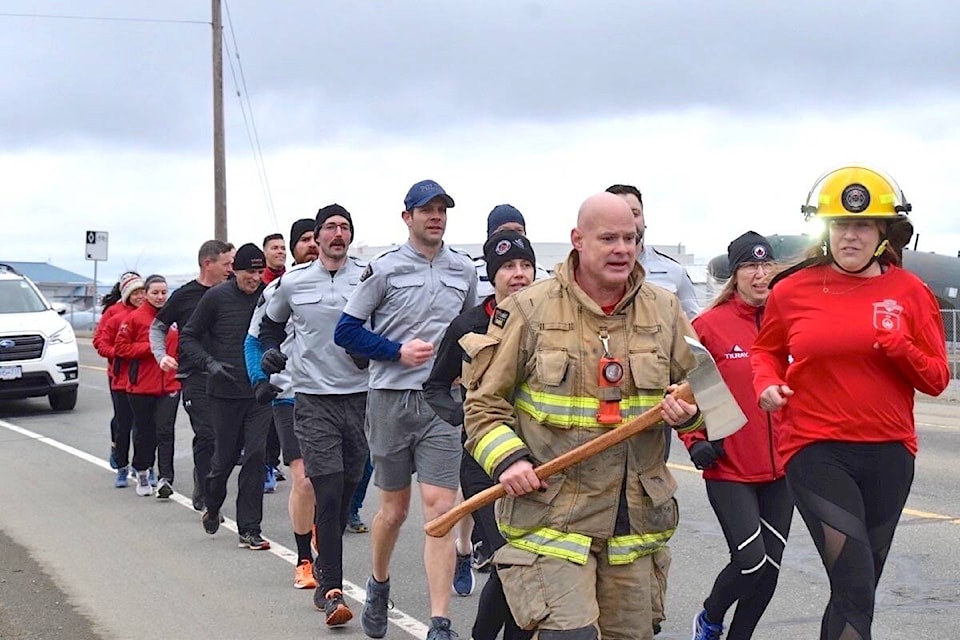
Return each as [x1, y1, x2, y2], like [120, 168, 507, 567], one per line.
[596, 332, 624, 425]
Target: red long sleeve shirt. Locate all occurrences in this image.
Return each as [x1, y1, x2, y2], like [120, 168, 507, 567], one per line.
[687, 293, 785, 482]
[752, 264, 948, 464]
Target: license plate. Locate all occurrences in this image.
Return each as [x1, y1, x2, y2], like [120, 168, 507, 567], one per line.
[0, 365, 22, 381]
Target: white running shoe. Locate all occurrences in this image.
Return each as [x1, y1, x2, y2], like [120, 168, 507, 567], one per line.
[135, 470, 153, 497]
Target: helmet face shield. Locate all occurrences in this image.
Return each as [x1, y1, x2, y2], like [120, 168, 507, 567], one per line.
[802, 165, 911, 221]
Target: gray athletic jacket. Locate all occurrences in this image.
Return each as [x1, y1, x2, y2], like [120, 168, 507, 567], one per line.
[263, 258, 369, 396]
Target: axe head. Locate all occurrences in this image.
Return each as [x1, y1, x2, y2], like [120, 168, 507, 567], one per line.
[683, 336, 747, 440]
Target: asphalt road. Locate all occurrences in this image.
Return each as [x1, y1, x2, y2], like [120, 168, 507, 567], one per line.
[0, 339, 957, 639]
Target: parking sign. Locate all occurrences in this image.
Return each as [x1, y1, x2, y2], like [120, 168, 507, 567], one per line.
[85, 230, 109, 261]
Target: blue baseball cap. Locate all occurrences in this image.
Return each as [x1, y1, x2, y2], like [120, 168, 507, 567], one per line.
[404, 179, 455, 211]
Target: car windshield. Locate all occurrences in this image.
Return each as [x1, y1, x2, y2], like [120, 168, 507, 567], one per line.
[0, 280, 48, 314]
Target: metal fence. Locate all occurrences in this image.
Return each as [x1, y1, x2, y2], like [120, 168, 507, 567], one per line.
[943, 309, 959, 379]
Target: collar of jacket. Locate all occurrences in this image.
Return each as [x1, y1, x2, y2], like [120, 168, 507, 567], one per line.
[555, 249, 645, 316]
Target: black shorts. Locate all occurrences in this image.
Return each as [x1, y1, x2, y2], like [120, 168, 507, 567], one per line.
[272, 401, 301, 465]
[293, 392, 368, 482]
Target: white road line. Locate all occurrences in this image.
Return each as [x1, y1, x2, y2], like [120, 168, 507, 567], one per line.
[0, 417, 430, 639]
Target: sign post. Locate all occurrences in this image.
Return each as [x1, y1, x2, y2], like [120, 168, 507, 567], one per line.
[85, 231, 108, 322]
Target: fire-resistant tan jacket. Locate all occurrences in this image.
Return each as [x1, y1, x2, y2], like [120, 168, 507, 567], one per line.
[462, 251, 703, 566]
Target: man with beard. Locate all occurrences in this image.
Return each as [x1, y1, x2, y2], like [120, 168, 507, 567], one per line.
[149, 239, 233, 511]
[180, 243, 272, 550]
[244, 219, 322, 588]
[335, 180, 478, 640]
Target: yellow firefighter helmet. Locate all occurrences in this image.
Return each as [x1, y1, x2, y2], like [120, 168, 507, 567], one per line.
[802, 165, 911, 221]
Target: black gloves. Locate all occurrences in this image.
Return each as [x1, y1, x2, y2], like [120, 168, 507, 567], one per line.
[206, 360, 237, 384]
[254, 380, 282, 405]
[260, 348, 288, 375]
[689, 440, 724, 470]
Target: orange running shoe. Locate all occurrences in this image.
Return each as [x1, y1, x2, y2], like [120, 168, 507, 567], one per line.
[294, 559, 318, 589]
[320, 588, 353, 627]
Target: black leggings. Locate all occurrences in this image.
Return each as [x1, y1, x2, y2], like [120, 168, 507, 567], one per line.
[703, 478, 793, 639]
[460, 436, 532, 640]
[786, 441, 914, 640]
[310, 472, 359, 594]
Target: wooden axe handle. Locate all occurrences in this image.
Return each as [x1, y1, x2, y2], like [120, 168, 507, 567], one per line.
[424, 382, 694, 538]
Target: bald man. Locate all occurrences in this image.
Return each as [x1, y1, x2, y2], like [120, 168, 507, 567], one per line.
[462, 193, 704, 640]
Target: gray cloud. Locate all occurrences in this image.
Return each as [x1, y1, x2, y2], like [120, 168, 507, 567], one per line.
[2, 0, 958, 150]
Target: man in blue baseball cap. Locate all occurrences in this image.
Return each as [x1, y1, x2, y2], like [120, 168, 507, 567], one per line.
[335, 178, 478, 640]
[404, 179, 455, 211]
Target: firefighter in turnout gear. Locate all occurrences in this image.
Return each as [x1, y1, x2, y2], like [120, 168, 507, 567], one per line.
[462, 192, 704, 640]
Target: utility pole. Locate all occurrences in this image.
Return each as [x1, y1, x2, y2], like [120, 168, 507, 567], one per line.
[212, 0, 227, 241]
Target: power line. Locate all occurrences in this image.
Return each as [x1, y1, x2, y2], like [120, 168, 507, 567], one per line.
[0, 11, 208, 25]
[222, 0, 278, 232]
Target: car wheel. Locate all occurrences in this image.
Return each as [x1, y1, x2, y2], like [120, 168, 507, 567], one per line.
[49, 388, 78, 411]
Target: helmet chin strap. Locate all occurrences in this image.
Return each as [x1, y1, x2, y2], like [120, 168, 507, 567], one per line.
[830, 238, 890, 275]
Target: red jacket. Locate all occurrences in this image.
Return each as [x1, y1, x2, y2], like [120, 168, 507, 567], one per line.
[93, 301, 138, 391]
[684, 293, 785, 483]
[115, 302, 180, 396]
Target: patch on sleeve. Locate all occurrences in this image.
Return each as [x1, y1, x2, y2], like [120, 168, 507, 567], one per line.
[256, 293, 266, 308]
[360, 264, 374, 282]
[492, 307, 510, 328]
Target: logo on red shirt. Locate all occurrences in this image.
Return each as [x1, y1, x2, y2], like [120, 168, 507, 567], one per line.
[872, 299, 903, 331]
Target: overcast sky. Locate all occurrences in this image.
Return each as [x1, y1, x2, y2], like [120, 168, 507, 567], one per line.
[2, 0, 959, 282]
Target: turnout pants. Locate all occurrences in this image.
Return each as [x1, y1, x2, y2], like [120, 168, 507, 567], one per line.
[205, 395, 272, 534]
[495, 540, 654, 640]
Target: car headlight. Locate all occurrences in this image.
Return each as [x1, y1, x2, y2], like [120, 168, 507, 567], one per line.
[49, 326, 76, 345]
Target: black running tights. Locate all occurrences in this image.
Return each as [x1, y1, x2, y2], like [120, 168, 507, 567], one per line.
[786, 441, 914, 640]
[310, 472, 359, 594]
[703, 478, 793, 639]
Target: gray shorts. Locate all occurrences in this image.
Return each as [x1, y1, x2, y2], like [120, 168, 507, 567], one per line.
[365, 388, 461, 491]
[272, 401, 301, 465]
[293, 392, 368, 482]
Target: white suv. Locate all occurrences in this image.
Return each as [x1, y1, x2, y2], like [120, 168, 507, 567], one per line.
[0, 264, 79, 410]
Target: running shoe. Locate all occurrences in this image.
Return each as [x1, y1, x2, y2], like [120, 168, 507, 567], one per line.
[294, 559, 318, 589]
[238, 531, 271, 550]
[147, 468, 157, 487]
[692, 609, 724, 640]
[360, 575, 392, 639]
[274, 466, 286, 482]
[263, 465, 277, 493]
[426, 616, 458, 640]
[452, 549, 475, 596]
[321, 589, 353, 627]
[346, 511, 368, 534]
[135, 470, 152, 497]
[156, 478, 174, 499]
[201, 510, 221, 535]
[114, 467, 129, 489]
[471, 541, 492, 573]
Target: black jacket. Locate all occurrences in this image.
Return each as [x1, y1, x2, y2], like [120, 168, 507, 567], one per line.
[424, 299, 493, 427]
[180, 279, 265, 399]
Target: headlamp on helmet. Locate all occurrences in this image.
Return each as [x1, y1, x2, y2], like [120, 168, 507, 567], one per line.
[801, 165, 911, 221]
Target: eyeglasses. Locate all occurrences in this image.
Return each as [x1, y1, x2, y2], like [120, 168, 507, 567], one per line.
[319, 223, 351, 234]
[738, 262, 772, 274]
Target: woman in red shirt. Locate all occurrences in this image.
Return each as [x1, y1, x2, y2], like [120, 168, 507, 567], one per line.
[685, 231, 792, 640]
[93, 272, 145, 488]
[752, 166, 949, 640]
[115, 275, 180, 498]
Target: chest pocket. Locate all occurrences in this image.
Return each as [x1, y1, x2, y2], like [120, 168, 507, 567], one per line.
[628, 351, 670, 391]
[438, 272, 470, 309]
[291, 291, 322, 309]
[525, 323, 578, 428]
